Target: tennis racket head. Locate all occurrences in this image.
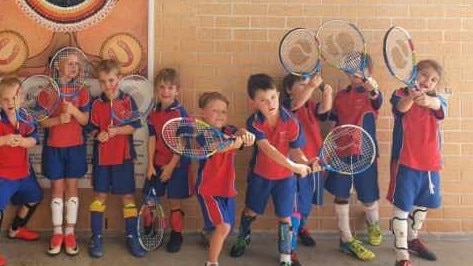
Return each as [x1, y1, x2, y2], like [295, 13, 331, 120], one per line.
[316, 20, 367, 76]
[279, 28, 321, 79]
[137, 179, 166, 251]
[383, 26, 418, 88]
[49, 46, 92, 98]
[319, 124, 376, 175]
[161, 117, 232, 159]
[20, 75, 60, 122]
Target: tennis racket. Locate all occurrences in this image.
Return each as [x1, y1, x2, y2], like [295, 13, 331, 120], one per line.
[20, 75, 61, 123]
[319, 124, 376, 175]
[110, 75, 154, 126]
[383, 26, 418, 89]
[162, 117, 234, 159]
[50, 46, 92, 101]
[137, 175, 166, 251]
[279, 28, 322, 80]
[317, 20, 368, 80]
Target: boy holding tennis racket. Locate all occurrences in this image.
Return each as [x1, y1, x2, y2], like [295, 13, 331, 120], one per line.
[229, 73, 320, 266]
[87, 59, 145, 258]
[282, 74, 332, 265]
[145, 67, 193, 253]
[324, 54, 382, 261]
[196, 92, 255, 266]
[388, 60, 446, 266]
[0, 77, 43, 266]
[41, 48, 91, 256]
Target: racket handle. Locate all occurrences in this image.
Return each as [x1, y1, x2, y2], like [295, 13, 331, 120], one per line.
[318, 82, 326, 92]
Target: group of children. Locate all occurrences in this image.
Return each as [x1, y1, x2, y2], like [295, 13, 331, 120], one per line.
[0, 48, 447, 266]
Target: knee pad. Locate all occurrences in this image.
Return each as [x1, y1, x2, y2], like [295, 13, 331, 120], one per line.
[409, 207, 427, 231]
[66, 197, 79, 224]
[278, 222, 292, 254]
[89, 200, 105, 213]
[51, 198, 64, 226]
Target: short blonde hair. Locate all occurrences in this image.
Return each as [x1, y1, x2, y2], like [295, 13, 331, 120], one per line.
[154, 68, 180, 87]
[0, 76, 21, 96]
[95, 59, 121, 76]
[198, 92, 229, 109]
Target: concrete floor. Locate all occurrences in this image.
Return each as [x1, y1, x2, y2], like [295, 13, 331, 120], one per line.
[1, 232, 472, 266]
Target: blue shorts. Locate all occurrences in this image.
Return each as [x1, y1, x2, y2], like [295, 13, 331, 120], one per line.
[245, 173, 296, 218]
[93, 160, 135, 195]
[0, 174, 43, 210]
[197, 195, 236, 229]
[325, 161, 379, 203]
[143, 166, 192, 199]
[388, 164, 441, 212]
[295, 171, 325, 216]
[42, 145, 87, 180]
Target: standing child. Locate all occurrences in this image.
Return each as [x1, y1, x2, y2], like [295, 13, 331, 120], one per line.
[282, 74, 332, 265]
[324, 54, 383, 261]
[229, 73, 320, 266]
[145, 68, 193, 253]
[388, 60, 446, 266]
[87, 59, 145, 258]
[42, 49, 90, 256]
[196, 92, 255, 266]
[0, 77, 43, 266]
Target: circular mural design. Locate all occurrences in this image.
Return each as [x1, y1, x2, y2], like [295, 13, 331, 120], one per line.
[100, 33, 143, 75]
[0, 31, 29, 74]
[16, 0, 118, 32]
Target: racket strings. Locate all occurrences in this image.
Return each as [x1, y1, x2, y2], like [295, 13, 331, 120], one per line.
[280, 29, 320, 74]
[21, 76, 61, 122]
[322, 126, 375, 174]
[50, 47, 92, 91]
[385, 29, 415, 82]
[138, 202, 165, 251]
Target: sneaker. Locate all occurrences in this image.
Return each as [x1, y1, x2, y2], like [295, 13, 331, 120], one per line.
[200, 230, 211, 249]
[339, 238, 375, 261]
[395, 259, 412, 266]
[126, 234, 146, 257]
[64, 234, 79, 256]
[367, 222, 383, 246]
[291, 252, 302, 266]
[88, 234, 104, 258]
[229, 235, 250, 258]
[47, 234, 64, 255]
[0, 252, 6, 266]
[298, 228, 316, 247]
[8, 227, 40, 241]
[280, 262, 292, 266]
[408, 238, 437, 261]
[166, 231, 183, 253]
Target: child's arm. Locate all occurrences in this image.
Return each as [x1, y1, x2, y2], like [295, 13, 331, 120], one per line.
[107, 125, 136, 138]
[317, 83, 333, 114]
[395, 88, 419, 113]
[257, 139, 312, 177]
[159, 154, 180, 182]
[414, 93, 441, 111]
[290, 75, 324, 111]
[62, 101, 90, 125]
[147, 136, 156, 179]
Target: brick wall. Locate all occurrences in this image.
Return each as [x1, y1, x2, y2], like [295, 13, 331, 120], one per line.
[2, 1, 472, 234]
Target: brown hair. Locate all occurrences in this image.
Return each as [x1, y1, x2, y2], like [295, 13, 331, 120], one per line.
[198, 92, 229, 109]
[417, 59, 443, 80]
[0, 76, 21, 95]
[95, 59, 121, 76]
[154, 68, 180, 87]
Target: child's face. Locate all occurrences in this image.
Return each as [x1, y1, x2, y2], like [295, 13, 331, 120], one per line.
[286, 80, 305, 98]
[98, 71, 120, 97]
[156, 81, 178, 106]
[0, 84, 20, 116]
[251, 89, 279, 119]
[348, 73, 364, 87]
[201, 99, 228, 129]
[416, 67, 440, 92]
[58, 54, 80, 80]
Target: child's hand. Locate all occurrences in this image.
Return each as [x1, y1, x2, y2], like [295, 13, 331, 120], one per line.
[7, 134, 21, 147]
[107, 127, 118, 138]
[236, 128, 255, 147]
[231, 136, 244, 150]
[307, 75, 323, 90]
[364, 77, 378, 92]
[292, 163, 312, 177]
[308, 157, 322, 172]
[97, 131, 110, 143]
[414, 92, 434, 108]
[147, 165, 156, 180]
[159, 163, 174, 182]
[60, 113, 71, 124]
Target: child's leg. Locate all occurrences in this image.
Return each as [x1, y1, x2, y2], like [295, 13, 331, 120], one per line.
[392, 207, 409, 262]
[278, 217, 293, 265]
[363, 201, 382, 246]
[407, 206, 436, 261]
[88, 193, 106, 258]
[65, 179, 79, 235]
[207, 223, 231, 265]
[48, 179, 65, 255]
[122, 194, 145, 257]
[167, 199, 185, 253]
[334, 197, 352, 242]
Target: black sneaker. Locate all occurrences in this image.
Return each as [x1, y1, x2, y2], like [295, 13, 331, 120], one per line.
[408, 238, 437, 261]
[298, 228, 316, 247]
[291, 251, 302, 266]
[229, 235, 250, 257]
[166, 231, 183, 253]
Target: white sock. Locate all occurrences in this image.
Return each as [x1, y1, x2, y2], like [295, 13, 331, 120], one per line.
[279, 253, 291, 263]
[364, 201, 379, 225]
[65, 226, 74, 235]
[335, 203, 352, 242]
